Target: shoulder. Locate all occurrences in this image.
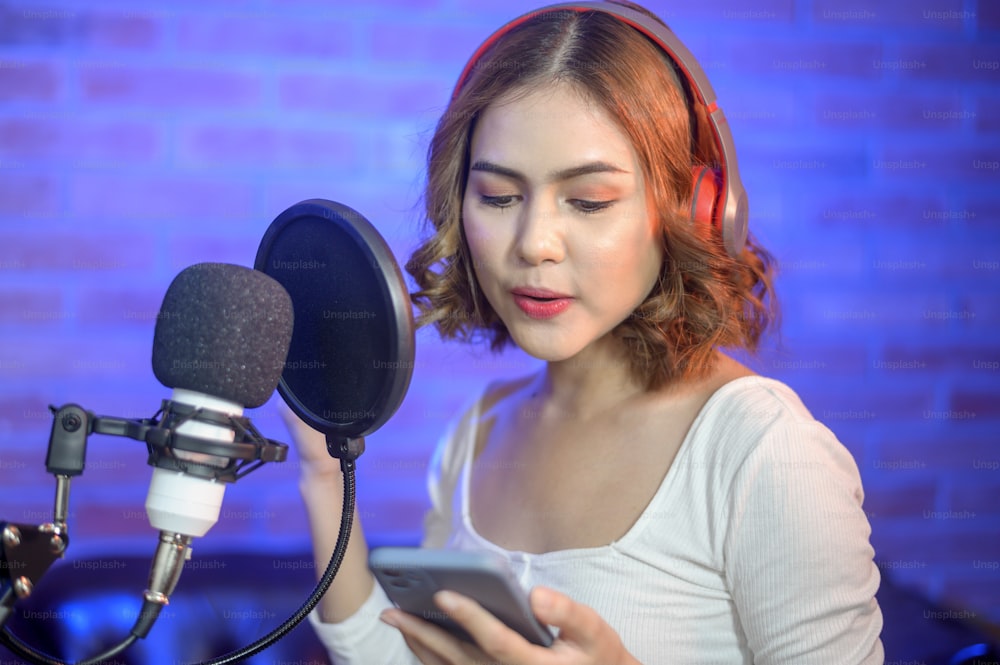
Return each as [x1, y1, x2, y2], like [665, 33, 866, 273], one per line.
[689, 375, 861, 488]
[705, 375, 817, 431]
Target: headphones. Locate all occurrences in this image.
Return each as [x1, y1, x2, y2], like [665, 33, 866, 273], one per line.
[451, 1, 748, 258]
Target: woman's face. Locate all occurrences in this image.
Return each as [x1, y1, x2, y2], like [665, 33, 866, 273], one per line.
[462, 81, 664, 363]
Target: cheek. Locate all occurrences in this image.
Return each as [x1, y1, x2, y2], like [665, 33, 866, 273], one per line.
[461, 207, 498, 278]
[583, 216, 661, 283]
[627, 206, 664, 285]
[636, 231, 665, 292]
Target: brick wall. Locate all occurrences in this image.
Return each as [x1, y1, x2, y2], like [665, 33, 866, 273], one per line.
[0, 0, 997, 643]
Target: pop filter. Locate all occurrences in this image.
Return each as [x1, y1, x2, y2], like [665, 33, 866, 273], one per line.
[254, 199, 414, 456]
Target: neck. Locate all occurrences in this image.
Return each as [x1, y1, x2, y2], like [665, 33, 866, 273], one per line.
[529, 339, 732, 420]
[531, 334, 645, 418]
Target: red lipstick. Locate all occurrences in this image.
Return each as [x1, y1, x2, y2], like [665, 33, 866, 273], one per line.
[511, 287, 573, 319]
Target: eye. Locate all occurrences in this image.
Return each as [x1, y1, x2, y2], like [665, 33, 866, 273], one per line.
[479, 194, 519, 209]
[571, 199, 615, 214]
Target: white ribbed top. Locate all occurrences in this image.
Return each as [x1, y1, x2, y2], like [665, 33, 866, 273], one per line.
[311, 376, 884, 664]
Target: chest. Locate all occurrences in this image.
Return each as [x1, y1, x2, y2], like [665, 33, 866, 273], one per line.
[467, 407, 691, 553]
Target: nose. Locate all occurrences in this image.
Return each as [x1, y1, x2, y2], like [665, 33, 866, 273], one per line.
[514, 198, 565, 266]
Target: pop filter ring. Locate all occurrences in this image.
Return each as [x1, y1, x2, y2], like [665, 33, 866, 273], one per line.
[254, 199, 416, 452]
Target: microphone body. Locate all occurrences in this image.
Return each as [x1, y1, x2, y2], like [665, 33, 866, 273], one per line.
[144, 388, 242, 538]
[140, 263, 293, 615]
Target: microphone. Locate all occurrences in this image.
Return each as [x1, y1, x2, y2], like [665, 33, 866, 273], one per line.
[1, 203, 414, 664]
[141, 262, 293, 614]
[1, 261, 294, 659]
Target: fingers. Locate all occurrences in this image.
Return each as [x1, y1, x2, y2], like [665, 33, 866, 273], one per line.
[382, 593, 540, 665]
[529, 587, 602, 649]
[405, 636, 450, 665]
[383, 590, 633, 665]
[431, 591, 538, 663]
[380, 608, 472, 664]
[529, 587, 633, 663]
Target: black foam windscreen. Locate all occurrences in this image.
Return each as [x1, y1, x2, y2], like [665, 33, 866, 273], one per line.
[254, 199, 414, 440]
[152, 263, 294, 408]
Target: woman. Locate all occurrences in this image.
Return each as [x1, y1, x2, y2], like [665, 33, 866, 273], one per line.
[287, 2, 884, 663]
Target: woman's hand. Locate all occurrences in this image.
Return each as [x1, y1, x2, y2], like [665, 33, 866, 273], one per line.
[380, 586, 641, 665]
[279, 401, 376, 623]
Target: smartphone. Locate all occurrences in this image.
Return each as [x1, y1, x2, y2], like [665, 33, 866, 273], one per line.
[369, 547, 555, 647]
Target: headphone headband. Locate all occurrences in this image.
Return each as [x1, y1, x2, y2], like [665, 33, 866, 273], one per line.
[451, 1, 748, 257]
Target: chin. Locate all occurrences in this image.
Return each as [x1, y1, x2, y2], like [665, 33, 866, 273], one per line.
[508, 330, 588, 363]
[510, 321, 636, 371]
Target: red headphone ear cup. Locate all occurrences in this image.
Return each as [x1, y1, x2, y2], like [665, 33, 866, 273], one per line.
[690, 165, 720, 236]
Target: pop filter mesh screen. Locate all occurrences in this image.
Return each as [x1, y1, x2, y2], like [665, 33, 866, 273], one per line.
[265, 214, 392, 432]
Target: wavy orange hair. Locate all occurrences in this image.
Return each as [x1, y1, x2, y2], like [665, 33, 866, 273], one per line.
[406, 4, 777, 389]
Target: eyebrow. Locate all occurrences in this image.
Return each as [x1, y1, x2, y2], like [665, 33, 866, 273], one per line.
[469, 159, 630, 183]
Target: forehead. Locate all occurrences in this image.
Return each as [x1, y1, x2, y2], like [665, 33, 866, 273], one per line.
[469, 82, 640, 173]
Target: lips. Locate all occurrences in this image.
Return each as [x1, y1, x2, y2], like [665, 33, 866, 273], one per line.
[511, 287, 573, 319]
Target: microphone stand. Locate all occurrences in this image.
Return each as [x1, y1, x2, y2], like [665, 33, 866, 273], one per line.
[0, 400, 329, 665]
[199, 436, 361, 665]
[1, 404, 84, 641]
